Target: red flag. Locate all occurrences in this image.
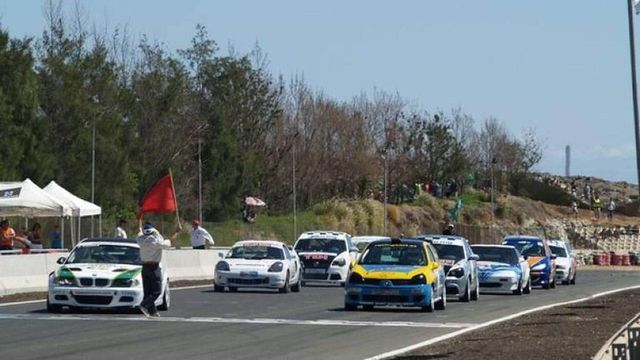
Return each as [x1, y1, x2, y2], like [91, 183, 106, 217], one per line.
[139, 174, 177, 214]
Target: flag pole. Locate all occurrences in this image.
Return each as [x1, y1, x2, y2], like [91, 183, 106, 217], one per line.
[169, 169, 182, 230]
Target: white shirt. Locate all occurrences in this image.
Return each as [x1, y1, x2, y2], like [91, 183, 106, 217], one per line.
[191, 226, 214, 247]
[115, 226, 127, 239]
[136, 229, 171, 263]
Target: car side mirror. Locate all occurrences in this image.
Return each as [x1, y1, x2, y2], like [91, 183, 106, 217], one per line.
[56, 257, 66, 265]
[470, 254, 479, 261]
[432, 262, 439, 270]
[519, 256, 525, 263]
[551, 254, 557, 260]
[218, 252, 224, 259]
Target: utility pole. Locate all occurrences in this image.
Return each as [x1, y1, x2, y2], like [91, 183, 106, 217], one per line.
[627, 0, 640, 205]
[383, 117, 389, 236]
[91, 122, 96, 237]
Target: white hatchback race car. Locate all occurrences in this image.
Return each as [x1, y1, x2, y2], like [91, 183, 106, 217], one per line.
[47, 238, 170, 312]
[214, 240, 302, 293]
[294, 231, 358, 286]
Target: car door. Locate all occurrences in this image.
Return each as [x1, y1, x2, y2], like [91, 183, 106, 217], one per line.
[464, 242, 477, 285]
[426, 244, 445, 298]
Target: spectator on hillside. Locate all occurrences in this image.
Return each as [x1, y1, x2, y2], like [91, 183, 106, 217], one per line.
[442, 223, 456, 236]
[190, 219, 214, 250]
[592, 195, 602, 219]
[607, 198, 616, 220]
[115, 218, 128, 238]
[50, 224, 62, 249]
[29, 222, 43, 250]
[584, 183, 592, 209]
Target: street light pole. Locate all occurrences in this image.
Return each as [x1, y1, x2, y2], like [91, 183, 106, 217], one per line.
[91, 122, 96, 237]
[383, 153, 388, 236]
[627, 0, 640, 205]
[293, 132, 298, 241]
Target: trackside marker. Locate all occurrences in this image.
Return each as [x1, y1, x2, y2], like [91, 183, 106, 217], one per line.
[364, 284, 640, 360]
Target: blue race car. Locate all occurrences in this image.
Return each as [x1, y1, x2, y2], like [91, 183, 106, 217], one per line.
[503, 235, 557, 289]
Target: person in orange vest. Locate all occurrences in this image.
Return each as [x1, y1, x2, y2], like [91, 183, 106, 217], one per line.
[0, 219, 30, 252]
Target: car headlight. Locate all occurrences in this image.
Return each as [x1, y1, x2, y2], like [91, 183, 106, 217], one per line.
[268, 262, 284, 272]
[55, 277, 76, 287]
[410, 274, 426, 284]
[348, 272, 364, 284]
[112, 278, 141, 288]
[331, 258, 346, 267]
[531, 263, 547, 271]
[215, 261, 230, 272]
[449, 267, 465, 278]
[556, 265, 566, 270]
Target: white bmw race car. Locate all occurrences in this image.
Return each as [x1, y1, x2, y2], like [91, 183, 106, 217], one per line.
[294, 231, 358, 286]
[214, 240, 302, 293]
[47, 238, 170, 312]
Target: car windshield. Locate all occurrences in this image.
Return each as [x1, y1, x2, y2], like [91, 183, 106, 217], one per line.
[67, 244, 140, 265]
[472, 247, 519, 265]
[550, 245, 567, 257]
[294, 238, 346, 253]
[228, 246, 284, 260]
[431, 244, 465, 262]
[505, 240, 545, 257]
[360, 243, 427, 266]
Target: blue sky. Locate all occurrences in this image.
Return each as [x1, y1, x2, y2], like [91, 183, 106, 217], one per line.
[0, 1, 637, 183]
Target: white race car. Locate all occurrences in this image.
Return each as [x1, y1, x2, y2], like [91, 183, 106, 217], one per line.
[47, 238, 170, 312]
[214, 240, 302, 293]
[294, 231, 358, 286]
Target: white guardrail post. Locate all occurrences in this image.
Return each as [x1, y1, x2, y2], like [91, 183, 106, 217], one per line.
[594, 312, 640, 360]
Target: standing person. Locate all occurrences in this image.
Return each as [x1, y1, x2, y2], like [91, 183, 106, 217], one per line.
[50, 224, 62, 249]
[115, 218, 128, 238]
[607, 198, 616, 220]
[592, 195, 602, 219]
[136, 220, 172, 317]
[190, 220, 214, 250]
[29, 223, 43, 250]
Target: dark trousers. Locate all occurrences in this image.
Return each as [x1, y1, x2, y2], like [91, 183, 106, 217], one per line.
[141, 263, 162, 313]
[192, 245, 205, 250]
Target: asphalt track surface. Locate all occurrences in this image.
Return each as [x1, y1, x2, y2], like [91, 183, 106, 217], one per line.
[0, 270, 638, 360]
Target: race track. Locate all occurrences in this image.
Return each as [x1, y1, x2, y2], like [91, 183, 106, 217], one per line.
[0, 270, 638, 360]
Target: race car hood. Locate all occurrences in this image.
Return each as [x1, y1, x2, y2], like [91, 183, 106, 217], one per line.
[353, 264, 423, 279]
[477, 261, 518, 273]
[57, 263, 142, 280]
[554, 257, 571, 268]
[526, 256, 545, 268]
[225, 258, 280, 269]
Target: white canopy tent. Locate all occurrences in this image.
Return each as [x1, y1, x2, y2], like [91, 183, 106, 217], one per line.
[0, 179, 73, 247]
[44, 181, 102, 243]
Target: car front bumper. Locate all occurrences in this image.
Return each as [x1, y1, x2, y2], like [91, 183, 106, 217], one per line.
[48, 286, 143, 308]
[344, 284, 431, 307]
[445, 276, 468, 298]
[478, 275, 519, 293]
[530, 270, 552, 286]
[301, 266, 348, 284]
[215, 271, 287, 289]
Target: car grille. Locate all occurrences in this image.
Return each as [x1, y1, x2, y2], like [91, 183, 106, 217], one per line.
[480, 282, 502, 288]
[362, 279, 413, 286]
[228, 278, 269, 285]
[74, 295, 113, 305]
[303, 273, 329, 280]
[94, 279, 109, 287]
[362, 294, 410, 303]
[301, 255, 335, 269]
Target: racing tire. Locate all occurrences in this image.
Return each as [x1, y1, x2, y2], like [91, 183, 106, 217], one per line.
[228, 287, 238, 292]
[471, 278, 480, 301]
[512, 280, 523, 295]
[561, 280, 569, 285]
[460, 279, 471, 302]
[158, 285, 170, 311]
[279, 272, 291, 294]
[570, 273, 576, 285]
[291, 273, 302, 293]
[542, 282, 551, 290]
[301, 281, 307, 287]
[46, 299, 62, 313]
[421, 288, 435, 313]
[363, 304, 374, 311]
[550, 279, 556, 289]
[213, 284, 225, 292]
[523, 279, 532, 294]
[344, 303, 357, 311]
[435, 291, 446, 310]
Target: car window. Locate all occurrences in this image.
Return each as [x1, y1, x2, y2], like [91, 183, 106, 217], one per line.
[283, 246, 291, 259]
[67, 245, 140, 265]
[360, 243, 426, 266]
[228, 246, 284, 260]
[430, 243, 465, 261]
[549, 245, 567, 257]
[426, 244, 439, 263]
[294, 238, 347, 253]
[471, 246, 519, 265]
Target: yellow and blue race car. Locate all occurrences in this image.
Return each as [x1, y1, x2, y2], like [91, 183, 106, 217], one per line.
[344, 238, 446, 312]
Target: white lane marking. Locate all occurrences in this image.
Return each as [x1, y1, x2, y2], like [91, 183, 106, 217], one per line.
[364, 284, 640, 360]
[0, 313, 474, 329]
[0, 284, 212, 307]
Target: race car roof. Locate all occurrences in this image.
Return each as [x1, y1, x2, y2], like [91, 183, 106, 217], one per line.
[79, 237, 137, 244]
[298, 230, 350, 240]
[232, 240, 284, 247]
[411, 235, 468, 246]
[503, 235, 542, 242]
[351, 236, 391, 243]
[368, 238, 425, 247]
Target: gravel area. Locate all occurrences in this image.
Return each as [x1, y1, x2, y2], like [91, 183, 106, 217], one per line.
[397, 289, 640, 360]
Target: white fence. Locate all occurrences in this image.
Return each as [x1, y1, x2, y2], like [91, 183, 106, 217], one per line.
[0, 248, 229, 297]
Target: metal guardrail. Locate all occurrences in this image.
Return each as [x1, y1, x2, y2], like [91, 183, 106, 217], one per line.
[594, 312, 640, 360]
[0, 249, 69, 255]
